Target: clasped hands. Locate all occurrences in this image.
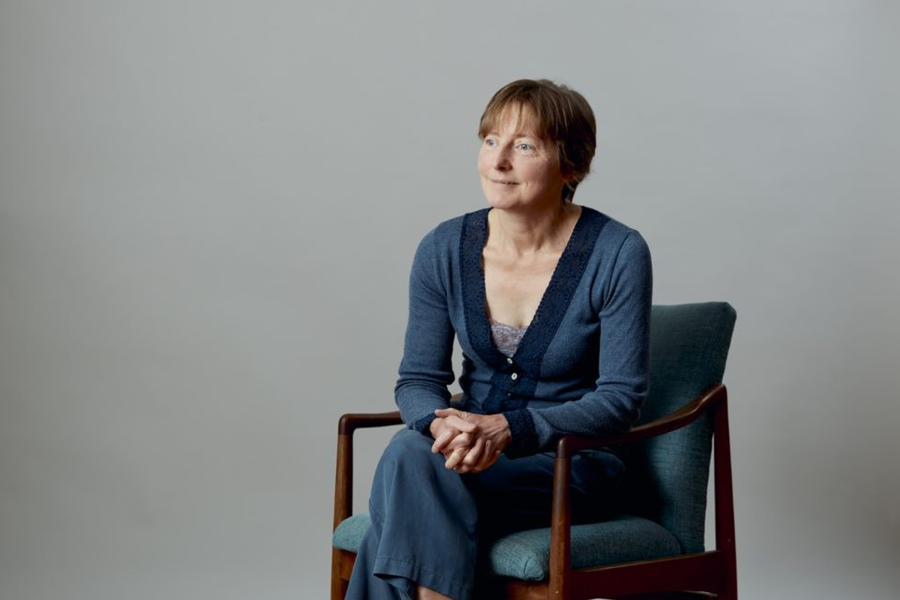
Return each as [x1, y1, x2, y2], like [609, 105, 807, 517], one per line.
[429, 408, 512, 474]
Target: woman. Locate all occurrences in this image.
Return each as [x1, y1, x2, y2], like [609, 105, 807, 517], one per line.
[345, 79, 653, 600]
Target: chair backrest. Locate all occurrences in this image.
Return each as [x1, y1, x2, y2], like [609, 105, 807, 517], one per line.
[617, 302, 736, 554]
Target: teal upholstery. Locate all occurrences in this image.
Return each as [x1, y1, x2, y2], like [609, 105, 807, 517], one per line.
[333, 302, 736, 579]
[333, 512, 681, 581]
[333, 513, 374, 554]
[616, 302, 736, 554]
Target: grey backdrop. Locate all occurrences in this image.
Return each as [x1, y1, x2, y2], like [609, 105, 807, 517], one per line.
[1, 1, 898, 599]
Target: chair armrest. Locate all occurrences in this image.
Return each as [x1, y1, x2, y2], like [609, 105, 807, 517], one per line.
[333, 394, 464, 528]
[337, 393, 467, 436]
[556, 384, 727, 458]
[338, 411, 403, 435]
[333, 411, 404, 529]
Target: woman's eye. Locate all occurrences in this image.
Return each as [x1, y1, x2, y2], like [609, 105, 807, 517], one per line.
[484, 138, 496, 147]
[518, 143, 535, 152]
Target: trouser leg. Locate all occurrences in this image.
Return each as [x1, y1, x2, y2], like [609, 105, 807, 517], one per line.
[346, 517, 406, 600]
[345, 428, 479, 600]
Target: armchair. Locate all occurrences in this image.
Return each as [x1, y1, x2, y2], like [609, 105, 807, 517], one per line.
[331, 302, 737, 599]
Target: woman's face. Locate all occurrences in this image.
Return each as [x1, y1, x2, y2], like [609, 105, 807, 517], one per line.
[478, 103, 568, 212]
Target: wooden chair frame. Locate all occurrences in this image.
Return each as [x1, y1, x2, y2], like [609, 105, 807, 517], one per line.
[331, 384, 736, 600]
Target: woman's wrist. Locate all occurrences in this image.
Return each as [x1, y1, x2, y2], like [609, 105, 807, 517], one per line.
[485, 413, 512, 449]
[429, 416, 444, 438]
[489, 413, 510, 433]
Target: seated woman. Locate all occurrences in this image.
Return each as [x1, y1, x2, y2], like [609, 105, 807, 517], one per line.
[345, 78, 653, 600]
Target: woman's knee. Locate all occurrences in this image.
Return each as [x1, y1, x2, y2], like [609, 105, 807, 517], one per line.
[369, 429, 441, 516]
[379, 428, 437, 471]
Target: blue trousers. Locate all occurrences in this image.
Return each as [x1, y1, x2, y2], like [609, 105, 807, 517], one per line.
[345, 428, 624, 600]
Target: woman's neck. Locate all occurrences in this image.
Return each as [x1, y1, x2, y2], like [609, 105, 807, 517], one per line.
[487, 202, 581, 258]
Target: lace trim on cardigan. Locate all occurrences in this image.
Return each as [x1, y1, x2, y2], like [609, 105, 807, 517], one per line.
[489, 319, 527, 358]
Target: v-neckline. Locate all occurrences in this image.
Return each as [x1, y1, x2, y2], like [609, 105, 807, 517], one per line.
[481, 207, 586, 353]
[459, 204, 610, 409]
[461, 205, 608, 372]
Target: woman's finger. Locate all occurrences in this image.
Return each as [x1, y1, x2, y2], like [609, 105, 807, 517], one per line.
[453, 438, 495, 474]
[435, 410, 477, 431]
[476, 440, 494, 470]
[443, 429, 473, 448]
[461, 436, 485, 467]
[474, 443, 500, 473]
[440, 414, 477, 433]
[444, 445, 467, 470]
[441, 430, 478, 466]
[441, 432, 469, 458]
[431, 427, 455, 454]
[453, 432, 502, 474]
[434, 408, 463, 418]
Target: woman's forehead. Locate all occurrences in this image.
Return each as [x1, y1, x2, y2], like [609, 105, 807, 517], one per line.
[489, 103, 542, 137]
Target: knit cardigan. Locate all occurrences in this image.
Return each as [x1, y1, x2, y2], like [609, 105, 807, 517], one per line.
[394, 205, 653, 458]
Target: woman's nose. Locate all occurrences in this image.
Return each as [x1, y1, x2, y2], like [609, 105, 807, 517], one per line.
[494, 146, 513, 170]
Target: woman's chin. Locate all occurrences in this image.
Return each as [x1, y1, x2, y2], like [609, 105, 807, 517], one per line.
[484, 195, 522, 210]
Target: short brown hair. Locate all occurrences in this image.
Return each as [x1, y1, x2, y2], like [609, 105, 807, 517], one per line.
[478, 79, 597, 203]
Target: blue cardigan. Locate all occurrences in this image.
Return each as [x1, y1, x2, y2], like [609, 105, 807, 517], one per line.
[394, 205, 653, 458]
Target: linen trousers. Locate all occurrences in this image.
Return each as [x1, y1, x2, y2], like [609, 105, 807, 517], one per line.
[344, 427, 625, 600]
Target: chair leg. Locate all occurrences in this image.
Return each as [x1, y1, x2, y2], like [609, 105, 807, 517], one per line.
[331, 548, 348, 600]
[716, 552, 738, 600]
[713, 395, 738, 600]
[331, 576, 347, 600]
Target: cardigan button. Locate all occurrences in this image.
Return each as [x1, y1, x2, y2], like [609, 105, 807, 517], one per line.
[510, 372, 518, 381]
[506, 357, 513, 364]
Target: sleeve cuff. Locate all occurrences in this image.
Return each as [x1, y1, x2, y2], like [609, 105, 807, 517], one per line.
[411, 413, 438, 438]
[502, 408, 539, 458]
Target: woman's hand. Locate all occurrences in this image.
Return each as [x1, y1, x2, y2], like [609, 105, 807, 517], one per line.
[430, 412, 475, 449]
[429, 413, 477, 465]
[432, 408, 512, 474]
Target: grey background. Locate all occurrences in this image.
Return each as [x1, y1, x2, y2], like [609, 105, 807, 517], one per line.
[1, 1, 898, 598]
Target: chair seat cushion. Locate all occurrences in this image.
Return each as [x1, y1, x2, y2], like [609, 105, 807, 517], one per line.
[333, 513, 682, 582]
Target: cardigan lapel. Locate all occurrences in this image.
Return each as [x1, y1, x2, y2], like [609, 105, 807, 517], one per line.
[460, 206, 610, 379]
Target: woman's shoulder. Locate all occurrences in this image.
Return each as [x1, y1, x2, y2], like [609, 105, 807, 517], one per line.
[431, 209, 474, 237]
[579, 206, 650, 256]
[415, 208, 485, 254]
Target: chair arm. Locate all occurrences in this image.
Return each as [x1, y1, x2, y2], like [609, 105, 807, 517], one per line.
[336, 393, 467, 436]
[333, 394, 465, 529]
[556, 384, 727, 459]
[546, 384, 730, 596]
[338, 411, 403, 435]
[333, 411, 404, 529]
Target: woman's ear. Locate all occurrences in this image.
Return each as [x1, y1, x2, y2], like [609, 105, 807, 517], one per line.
[561, 170, 581, 202]
[559, 163, 577, 185]
[562, 170, 578, 190]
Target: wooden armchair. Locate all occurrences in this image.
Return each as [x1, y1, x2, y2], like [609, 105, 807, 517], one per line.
[331, 302, 738, 599]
